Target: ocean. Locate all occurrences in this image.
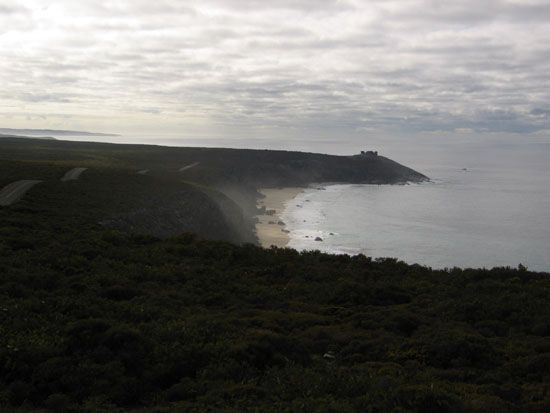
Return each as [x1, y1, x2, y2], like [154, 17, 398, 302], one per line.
[282, 138, 550, 272]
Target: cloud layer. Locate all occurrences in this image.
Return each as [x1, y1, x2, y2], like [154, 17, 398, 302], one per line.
[1, 0, 549, 139]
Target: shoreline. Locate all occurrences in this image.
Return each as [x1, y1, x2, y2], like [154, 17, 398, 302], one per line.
[255, 187, 305, 248]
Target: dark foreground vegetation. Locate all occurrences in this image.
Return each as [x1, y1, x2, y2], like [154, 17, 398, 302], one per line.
[1, 228, 549, 412]
[1, 138, 548, 412]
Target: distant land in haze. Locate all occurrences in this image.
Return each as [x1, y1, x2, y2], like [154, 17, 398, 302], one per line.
[0, 133, 56, 140]
[0, 128, 119, 137]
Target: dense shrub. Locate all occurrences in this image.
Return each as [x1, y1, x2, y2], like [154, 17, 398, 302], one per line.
[0, 196, 549, 411]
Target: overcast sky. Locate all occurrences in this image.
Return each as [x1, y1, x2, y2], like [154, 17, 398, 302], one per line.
[1, 0, 549, 144]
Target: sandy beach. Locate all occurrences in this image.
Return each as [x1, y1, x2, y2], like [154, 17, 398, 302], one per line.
[255, 187, 304, 248]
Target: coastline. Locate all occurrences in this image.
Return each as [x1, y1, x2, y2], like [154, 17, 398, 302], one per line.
[255, 187, 305, 248]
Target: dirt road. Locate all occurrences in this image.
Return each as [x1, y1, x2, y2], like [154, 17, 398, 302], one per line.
[0, 180, 42, 206]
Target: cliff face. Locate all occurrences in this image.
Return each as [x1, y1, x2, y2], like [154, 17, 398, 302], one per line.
[179, 150, 428, 189]
[255, 154, 428, 186]
[100, 185, 255, 244]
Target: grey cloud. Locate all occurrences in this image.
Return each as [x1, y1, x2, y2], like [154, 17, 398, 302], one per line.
[530, 108, 550, 118]
[203, 0, 355, 12]
[18, 93, 73, 103]
[381, 0, 550, 25]
[500, 2, 550, 23]
[83, 0, 197, 17]
[0, 0, 549, 136]
[0, 3, 27, 15]
[141, 108, 162, 114]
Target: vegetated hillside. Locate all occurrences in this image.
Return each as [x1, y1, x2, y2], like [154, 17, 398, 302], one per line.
[0, 161, 254, 244]
[0, 222, 548, 412]
[0, 133, 55, 140]
[0, 137, 427, 244]
[0, 137, 427, 188]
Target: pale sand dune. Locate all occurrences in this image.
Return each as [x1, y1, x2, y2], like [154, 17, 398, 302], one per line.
[255, 187, 304, 248]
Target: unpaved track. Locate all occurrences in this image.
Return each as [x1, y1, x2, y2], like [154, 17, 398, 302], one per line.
[0, 180, 42, 206]
[179, 162, 199, 172]
[61, 167, 88, 182]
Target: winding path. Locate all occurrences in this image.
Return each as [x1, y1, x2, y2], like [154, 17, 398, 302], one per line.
[61, 167, 88, 182]
[0, 180, 42, 206]
[179, 162, 200, 172]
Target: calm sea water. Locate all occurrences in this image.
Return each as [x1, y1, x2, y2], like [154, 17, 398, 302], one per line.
[282, 140, 550, 272]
